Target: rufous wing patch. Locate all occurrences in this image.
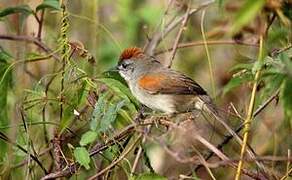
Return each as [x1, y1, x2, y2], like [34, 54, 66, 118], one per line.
[119, 47, 144, 61]
[138, 74, 167, 93]
[138, 72, 207, 95]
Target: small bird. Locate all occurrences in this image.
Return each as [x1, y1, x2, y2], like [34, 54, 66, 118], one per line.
[116, 47, 219, 117]
[115, 47, 268, 177]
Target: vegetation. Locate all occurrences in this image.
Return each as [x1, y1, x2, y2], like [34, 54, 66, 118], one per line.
[0, 0, 291, 179]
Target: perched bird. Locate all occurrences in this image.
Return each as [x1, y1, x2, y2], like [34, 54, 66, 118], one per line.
[115, 47, 267, 179]
[116, 47, 219, 117]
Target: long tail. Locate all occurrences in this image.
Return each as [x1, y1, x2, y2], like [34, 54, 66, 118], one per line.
[198, 95, 248, 147]
[197, 95, 221, 120]
[198, 95, 269, 178]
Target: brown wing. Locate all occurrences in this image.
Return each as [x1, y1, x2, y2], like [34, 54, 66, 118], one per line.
[138, 71, 207, 95]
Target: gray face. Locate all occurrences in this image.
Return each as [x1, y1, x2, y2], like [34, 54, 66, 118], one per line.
[117, 57, 162, 83]
[117, 59, 135, 82]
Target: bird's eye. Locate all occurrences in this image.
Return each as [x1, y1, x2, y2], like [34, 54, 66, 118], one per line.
[121, 62, 128, 69]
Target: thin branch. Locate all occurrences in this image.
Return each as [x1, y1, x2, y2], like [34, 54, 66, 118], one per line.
[193, 147, 216, 180]
[0, 132, 48, 174]
[131, 125, 151, 174]
[199, 87, 280, 173]
[40, 124, 138, 179]
[37, 10, 45, 40]
[280, 167, 292, 180]
[144, 0, 214, 56]
[0, 34, 60, 61]
[167, 1, 191, 67]
[13, 147, 52, 169]
[253, 89, 280, 117]
[154, 39, 259, 55]
[146, 121, 266, 180]
[88, 134, 142, 180]
[40, 118, 169, 180]
[271, 43, 292, 57]
[201, 9, 216, 97]
[197, 44, 286, 173]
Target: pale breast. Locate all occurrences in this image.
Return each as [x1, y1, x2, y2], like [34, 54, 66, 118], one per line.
[129, 83, 177, 114]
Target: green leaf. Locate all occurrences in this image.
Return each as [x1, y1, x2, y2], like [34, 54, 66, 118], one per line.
[279, 51, 292, 78]
[252, 60, 264, 74]
[90, 93, 107, 131]
[0, 5, 33, 17]
[102, 68, 127, 85]
[282, 78, 292, 121]
[77, 80, 87, 105]
[36, 0, 61, 12]
[0, 47, 12, 159]
[229, 63, 253, 72]
[98, 100, 126, 133]
[0, 48, 13, 63]
[223, 73, 253, 95]
[74, 147, 90, 170]
[230, 0, 265, 34]
[261, 74, 285, 99]
[59, 112, 71, 135]
[133, 173, 167, 180]
[80, 131, 98, 146]
[0, 47, 13, 125]
[97, 78, 139, 108]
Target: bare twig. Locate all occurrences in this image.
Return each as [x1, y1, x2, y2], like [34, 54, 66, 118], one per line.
[0, 34, 60, 61]
[271, 44, 292, 57]
[37, 10, 45, 40]
[201, 9, 215, 97]
[41, 124, 138, 179]
[286, 149, 291, 180]
[13, 147, 52, 169]
[131, 125, 151, 174]
[280, 167, 292, 180]
[198, 87, 281, 174]
[167, 1, 191, 67]
[147, 121, 266, 180]
[253, 89, 280, 117]
[40, 165, 77, 180]
[40, 118, 169, 180]
[88, 134, 142, 180]
[193, 147, 216, 180]
[131, 142, 144, 174]
[198, 44, 286, 174]
[144, 0, 214, 56]
[0, 132, 48, 174]
[154, 39, 259, 55]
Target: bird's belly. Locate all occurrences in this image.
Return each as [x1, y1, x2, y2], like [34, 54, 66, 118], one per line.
[130, 87, 176, 114]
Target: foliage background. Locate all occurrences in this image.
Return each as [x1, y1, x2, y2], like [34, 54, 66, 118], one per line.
[0, 0, 291, 179]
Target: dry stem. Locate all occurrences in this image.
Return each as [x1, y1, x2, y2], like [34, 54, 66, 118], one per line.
[235, 36, 264, 180]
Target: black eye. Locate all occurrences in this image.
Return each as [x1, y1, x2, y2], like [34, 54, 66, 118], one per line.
[121, 62, 128, 69]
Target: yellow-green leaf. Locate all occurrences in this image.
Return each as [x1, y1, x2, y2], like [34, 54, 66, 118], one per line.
[80, 131, 98, 146]
[230, 0, 265, 34]
[74, 147, 90, 170]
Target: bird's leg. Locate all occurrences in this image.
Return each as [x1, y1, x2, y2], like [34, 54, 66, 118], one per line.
[134, 105, 147, 122]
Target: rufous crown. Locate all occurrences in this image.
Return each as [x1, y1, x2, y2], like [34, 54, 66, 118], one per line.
[119, 47, 144, 61]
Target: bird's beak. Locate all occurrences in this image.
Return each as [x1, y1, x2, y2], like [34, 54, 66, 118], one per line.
[102, 66, 127, 84]
[106, 66, 119, 73]
[102, 66, 120, 78]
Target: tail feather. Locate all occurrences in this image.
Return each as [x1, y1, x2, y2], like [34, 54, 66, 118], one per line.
[198, 95, 240, 140]
[198, 95, 269, 177]
[196, 95, 221, 119]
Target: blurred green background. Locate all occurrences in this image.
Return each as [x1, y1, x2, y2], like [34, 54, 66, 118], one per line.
[0, 0, 291, 179]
